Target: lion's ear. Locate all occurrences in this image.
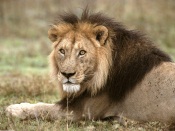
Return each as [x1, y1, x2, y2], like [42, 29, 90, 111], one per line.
[93, 25, 108, 45]
[48, 25, 58, 42]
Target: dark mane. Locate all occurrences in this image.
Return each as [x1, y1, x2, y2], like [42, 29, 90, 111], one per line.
[56, 9, 172, 102]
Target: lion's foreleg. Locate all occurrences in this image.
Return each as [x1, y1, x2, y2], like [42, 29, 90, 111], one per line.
[6, 102, 63, 120]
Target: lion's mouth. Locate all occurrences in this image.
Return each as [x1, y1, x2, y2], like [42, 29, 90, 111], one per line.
[62, 83, 80, 93]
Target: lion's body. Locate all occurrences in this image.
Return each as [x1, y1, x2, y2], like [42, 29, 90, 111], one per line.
[6, 10, 175, 124]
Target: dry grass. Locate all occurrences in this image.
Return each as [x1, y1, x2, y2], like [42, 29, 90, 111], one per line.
[0, 73, 55, 97]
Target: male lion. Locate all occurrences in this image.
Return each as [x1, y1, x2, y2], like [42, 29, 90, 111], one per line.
[6, 10, 175, 124]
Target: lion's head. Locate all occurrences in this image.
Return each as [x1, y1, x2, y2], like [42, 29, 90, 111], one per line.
[48, 10, 171, 101]
[48, 15, 113, 98]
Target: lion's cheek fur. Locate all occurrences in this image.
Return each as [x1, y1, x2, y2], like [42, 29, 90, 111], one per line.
[86, 41, 113, 95]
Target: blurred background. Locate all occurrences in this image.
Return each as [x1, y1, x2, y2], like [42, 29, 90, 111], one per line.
[0, 0, 175, 75]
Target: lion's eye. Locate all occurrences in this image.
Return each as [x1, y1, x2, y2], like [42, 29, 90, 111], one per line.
[59, 49, 65, 55]
[79, 50, 86, 56]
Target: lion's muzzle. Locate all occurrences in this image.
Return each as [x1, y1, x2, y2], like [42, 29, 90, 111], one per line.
[60, 72, 81, 93]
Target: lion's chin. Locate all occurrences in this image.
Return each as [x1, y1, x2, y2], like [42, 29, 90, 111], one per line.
[63, 83, 80, 93]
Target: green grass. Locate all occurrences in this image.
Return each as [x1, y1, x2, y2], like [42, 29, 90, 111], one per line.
[0, 38, 50, 74]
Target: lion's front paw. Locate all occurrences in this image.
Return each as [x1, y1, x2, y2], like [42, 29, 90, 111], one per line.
[6, 103, 35, 119]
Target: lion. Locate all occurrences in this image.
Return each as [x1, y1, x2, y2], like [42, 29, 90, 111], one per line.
[6, 9, 175, 124]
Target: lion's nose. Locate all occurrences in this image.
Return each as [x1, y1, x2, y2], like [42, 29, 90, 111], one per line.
[61, 72, 76, 79]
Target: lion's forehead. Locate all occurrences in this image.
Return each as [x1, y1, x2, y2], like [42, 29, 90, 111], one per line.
[55, 22, 101, 51]
[59, 32, 94, 51]
[59, 38, 72, 49]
